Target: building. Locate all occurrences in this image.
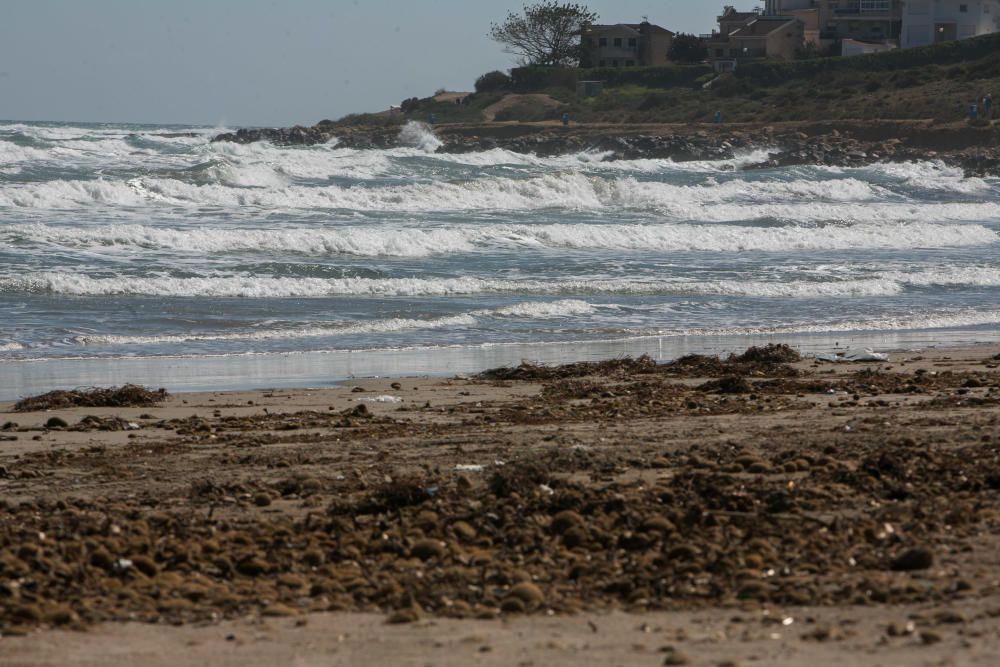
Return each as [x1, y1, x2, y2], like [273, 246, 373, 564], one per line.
[580, 22, 675, 68]
[901, 0, 1000, 48]
[841, 36, 898, 54]
[706, 9, 805, 70]
[765, 1, 904, 53]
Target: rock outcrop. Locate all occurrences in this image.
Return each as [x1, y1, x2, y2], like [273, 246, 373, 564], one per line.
[212, 120, 1000, 176]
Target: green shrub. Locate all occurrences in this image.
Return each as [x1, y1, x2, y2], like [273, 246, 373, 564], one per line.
[475, 70, 513, 93]
[736, 32, 1000, 84]
[511, 64, 712, 93]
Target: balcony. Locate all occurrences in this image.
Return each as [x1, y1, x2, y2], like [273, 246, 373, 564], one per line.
[832, 1, 897, 17]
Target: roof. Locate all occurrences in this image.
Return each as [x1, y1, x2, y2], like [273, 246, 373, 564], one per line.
[585, 22, 675, 36]
[731, 17, 800, 37]
[720, 8, 760, 21]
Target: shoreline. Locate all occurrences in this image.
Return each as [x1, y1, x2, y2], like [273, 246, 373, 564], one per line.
[1, 342, 998, 665]
[2, 325, 999, 402]
[212, 118, 1000, 176]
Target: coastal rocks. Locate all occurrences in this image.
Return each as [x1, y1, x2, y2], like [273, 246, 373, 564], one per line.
[890, 548, 934, 572]
[211, 126, 335, 146]
[210, 119, 1000, 175]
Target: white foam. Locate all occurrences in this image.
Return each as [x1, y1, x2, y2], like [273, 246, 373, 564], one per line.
[882, 266, 1000, 287]
[6, 220, 995, 257]
[397, 121, 442, 152]
[0, 140, 50, 163]
[69, 300, 596, 347]
[360, 395, 403, 403]
[0, 342, 24, 352]
[485, 299, 597, 318]
[0, 272, 913, 299]
[4, 165, 1000, 224]
[4, 223, 478, 257]
[204, 142, 395, 181]
[74, 313, 479, 346]
[676, 309, 1000, 337]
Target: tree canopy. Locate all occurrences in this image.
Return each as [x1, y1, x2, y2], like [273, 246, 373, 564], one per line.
[668, 33, 708, 64]
[489, 2, 598, 67]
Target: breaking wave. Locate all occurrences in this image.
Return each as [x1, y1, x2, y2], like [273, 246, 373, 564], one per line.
[72, 299, 595, 347]
[0, 272, 968, 298]
[6, 220, 996, 257]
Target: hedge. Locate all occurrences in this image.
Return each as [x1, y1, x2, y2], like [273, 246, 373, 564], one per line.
[511, 64, 713, 92]
[736, 32, 1000, 84]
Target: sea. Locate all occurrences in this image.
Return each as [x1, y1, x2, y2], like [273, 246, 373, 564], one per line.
[1, 120, 998, 399]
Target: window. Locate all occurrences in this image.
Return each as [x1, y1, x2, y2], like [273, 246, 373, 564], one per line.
[614, 37, 623, 47]
[715, 48, 724, 56]
[960, 4, 968, 12]
[628, 38, 637, 47]
[599, 37, 607, 46]
[599, 59, 606, 67]
[625, 59, 635, 66]
[612, 59, 619, 67]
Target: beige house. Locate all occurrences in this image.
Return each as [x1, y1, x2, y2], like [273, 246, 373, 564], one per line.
[707, 12, 805, 70]
[765, 0, 904, 52]
[580, 22, 675, 68]
[901, 0, 1000, 48]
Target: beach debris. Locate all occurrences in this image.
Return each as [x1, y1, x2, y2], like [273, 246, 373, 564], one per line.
[661, 646, 692, 665]
[890, 548, 934, 571]
[480, 355, 658, 381]
[45, 417, 68, 429]
[15, 385, 168, 412]
[360, 395, 403, 403]
[815, 349, 889, 363]
[733, 344, 801, 364]
[0, 343, 995, 635]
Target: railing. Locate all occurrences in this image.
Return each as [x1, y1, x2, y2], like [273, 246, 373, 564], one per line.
[833, 1, 896, 16]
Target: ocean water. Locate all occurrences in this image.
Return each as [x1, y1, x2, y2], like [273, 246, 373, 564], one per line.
[1, 120, 998, 398]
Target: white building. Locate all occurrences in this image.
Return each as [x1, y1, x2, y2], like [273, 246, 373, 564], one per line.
[902, 0, 1000, 48]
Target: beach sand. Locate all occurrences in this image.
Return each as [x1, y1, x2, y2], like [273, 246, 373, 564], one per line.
[0, 344, 998, 666]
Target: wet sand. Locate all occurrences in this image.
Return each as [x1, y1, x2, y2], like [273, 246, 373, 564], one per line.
[0, 344, 998, 665]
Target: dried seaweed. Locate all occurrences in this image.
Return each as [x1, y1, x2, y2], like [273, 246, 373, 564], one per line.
[14, 385, 168, 412]
[479, 355, 657, 381]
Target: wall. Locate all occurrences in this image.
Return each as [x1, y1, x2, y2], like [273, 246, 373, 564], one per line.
[766, 20, 806, 59]
[903, 0, 1000, 48]
[642, 30, 674, 66]
[583, 27, 642, 68]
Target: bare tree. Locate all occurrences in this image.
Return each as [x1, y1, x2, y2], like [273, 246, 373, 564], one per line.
[489, 2, 598, 67]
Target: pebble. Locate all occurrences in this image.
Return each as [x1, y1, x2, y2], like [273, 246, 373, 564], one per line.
[890, 548, 934, 571]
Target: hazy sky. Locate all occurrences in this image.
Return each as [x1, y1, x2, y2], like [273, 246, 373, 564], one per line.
[0, 1, 741, 127]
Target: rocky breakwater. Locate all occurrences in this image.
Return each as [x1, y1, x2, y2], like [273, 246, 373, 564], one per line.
[212, 120, 1000, 175]
[211, 124, 335, 146]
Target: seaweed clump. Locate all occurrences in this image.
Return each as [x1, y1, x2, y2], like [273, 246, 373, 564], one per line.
[14, 385, 168, 412]
[479, 355, 658, 382]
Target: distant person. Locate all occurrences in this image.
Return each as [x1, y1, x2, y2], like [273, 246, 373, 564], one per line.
[984, 94, 993, 120]
[970, 104, 979, 122]
[562, 112, 570, 126]
[714, 110, 723, 124]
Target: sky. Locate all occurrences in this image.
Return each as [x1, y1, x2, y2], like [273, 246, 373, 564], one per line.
[0, 1, 742, 127]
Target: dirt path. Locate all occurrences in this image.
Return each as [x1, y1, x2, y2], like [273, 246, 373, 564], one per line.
[482, 93, 563, 121]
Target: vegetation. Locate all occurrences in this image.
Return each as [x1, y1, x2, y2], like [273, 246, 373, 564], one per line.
[475, 70, 513, 93]
[328, 33, 1000, 128]
[489, 2, 598, 67]
[668, 33, 708, 64]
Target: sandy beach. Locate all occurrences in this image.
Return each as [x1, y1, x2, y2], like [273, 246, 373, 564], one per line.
[0, 343, 998, 665]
